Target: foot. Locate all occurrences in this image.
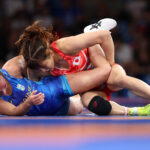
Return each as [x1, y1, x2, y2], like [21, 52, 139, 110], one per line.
[84, 18, 117, 33]
[129, 104, 150, 116]
[137, 104, 150, 116]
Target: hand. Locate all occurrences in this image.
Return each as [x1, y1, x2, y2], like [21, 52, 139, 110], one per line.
[27, 90, 45, 105]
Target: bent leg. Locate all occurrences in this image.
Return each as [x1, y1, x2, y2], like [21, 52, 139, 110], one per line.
[81, 90, 150, 116]
[107, 64, 150, 99]
[81, 91, 125, 115]
[106, 64, 126, 91]
[121, 76, 150, 99]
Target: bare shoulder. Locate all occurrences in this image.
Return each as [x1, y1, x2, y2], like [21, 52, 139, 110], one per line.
[2, 55, 25, 78]
[2, 55, 23, 69]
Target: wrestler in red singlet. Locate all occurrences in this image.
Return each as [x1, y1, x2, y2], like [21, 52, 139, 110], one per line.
[50, 40, 113, 100]
[50, 41, 93, 76]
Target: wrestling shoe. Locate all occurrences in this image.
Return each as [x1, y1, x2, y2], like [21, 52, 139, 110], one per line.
[129, 104, 150, 116]
[137, 104, 150, 116]
[84, 18, 117, 33]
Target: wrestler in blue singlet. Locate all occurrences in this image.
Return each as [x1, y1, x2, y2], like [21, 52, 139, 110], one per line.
[0, 69, 74, 116]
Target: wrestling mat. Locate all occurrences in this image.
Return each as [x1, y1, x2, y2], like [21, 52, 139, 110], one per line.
[0, 97, 150, 150]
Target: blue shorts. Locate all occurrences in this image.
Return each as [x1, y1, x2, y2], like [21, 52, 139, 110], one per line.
[60, 75, 74, 97]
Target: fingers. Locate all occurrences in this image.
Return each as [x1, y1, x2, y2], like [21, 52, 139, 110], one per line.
[31, 98, 44, 105]
[31, 90, 38, 96]
[31, 93, 45, 105]
[28, 91, 45, 105]
[31, 92, 44, 99]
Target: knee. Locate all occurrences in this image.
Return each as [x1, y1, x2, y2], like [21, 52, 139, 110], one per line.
[73, 104, 84, 115]
[107, 65, 126, 86]
[87, 96, 112, 115]
[114, 73, 127, 86]
[68, 97, 84, 115]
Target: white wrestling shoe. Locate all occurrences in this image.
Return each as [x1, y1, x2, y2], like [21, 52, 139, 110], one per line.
[84, 18, 117, 33]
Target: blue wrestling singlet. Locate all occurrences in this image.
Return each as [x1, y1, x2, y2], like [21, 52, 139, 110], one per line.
[0, 69, 74, 116]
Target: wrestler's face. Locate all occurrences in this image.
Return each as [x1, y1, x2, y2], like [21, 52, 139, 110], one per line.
[39, 52, 55, 74]
[0, 76, 7, 96]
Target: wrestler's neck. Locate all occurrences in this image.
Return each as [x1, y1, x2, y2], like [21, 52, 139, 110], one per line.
[53, 52, 69, 69]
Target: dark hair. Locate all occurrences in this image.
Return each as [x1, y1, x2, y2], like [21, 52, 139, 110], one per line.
[16, 21, 59, 69]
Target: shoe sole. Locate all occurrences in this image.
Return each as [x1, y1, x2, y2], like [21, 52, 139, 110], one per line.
[84, 18, 117, 33]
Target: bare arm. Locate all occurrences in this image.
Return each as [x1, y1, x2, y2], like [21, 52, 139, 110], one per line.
[0, 91, 44, 116]
[57, 30, 115, 65]
[2, 55, 24, 78]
